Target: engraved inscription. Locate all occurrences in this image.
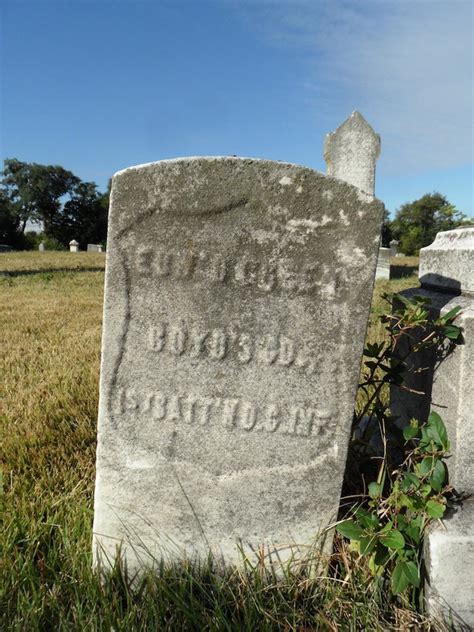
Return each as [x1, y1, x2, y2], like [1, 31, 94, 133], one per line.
[115, 389, 336, 438]
[148, 321, 315, 372]
[135, 247, 328, 294]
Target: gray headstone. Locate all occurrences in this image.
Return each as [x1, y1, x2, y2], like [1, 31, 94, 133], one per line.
[419, 226, 474, 295]
[390, 226, 474, 625]
[87, 243, 100, 252]
[375, 247, 390, 279]
[389, 239, 398, 258]
[324, 111, 380, 196]
[38, 242, 45, 252]
[93, 155, 384, 573]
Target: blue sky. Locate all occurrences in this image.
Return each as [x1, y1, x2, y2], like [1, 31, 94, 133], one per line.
[1, 0, 473, 217]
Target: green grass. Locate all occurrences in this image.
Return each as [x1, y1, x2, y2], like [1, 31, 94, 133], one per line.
[1, 255, 452, 631]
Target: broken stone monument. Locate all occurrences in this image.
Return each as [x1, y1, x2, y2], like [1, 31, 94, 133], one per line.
[390, 226, 474, 626]
[93, 113, 384, 574]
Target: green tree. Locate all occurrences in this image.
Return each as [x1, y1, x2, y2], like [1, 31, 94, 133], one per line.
[1, 158, 79, 234]
[48, 181, 108, 248]
[391, 193, 467, 255]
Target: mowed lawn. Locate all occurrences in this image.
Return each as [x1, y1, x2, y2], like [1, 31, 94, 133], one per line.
[3, 253, 446, 632]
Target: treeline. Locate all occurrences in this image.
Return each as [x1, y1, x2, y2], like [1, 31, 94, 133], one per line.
[382, 192, 469, 255]
[0, 159, 470, 254]
[0, 159, 109, 250]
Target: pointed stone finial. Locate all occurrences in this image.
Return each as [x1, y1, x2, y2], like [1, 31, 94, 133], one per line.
[324, 111, 380, 196]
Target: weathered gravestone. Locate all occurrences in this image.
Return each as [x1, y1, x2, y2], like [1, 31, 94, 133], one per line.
[88, 243, 103, 253]
[375, 247, 390, 279]
[93, 113, 384, 573]
[390, 226, 474, 626]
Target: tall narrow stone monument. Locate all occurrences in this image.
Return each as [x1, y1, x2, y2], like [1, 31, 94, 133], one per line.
[93, 114, 383, 573]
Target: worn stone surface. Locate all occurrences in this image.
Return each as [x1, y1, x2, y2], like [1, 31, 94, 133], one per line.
[419, 226, 474, 295]
[390, 226, 474, 624]
[375, 247, 390, 279]
[389, 239, 398, 258]
[93, 156, 384, 572]
[324, 111, 380, 196]
[424, 498, 474, 627]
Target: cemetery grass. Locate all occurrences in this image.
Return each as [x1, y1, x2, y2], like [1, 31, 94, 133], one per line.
[1, 263, 450, 631]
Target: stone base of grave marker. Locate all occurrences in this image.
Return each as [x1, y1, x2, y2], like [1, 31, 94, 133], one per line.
[390, 226, 474, 626]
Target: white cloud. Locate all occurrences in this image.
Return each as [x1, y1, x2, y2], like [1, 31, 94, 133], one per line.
[237, 0, 473, 175]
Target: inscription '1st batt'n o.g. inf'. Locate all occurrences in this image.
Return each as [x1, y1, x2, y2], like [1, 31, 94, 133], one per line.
[93, 153, 384, 573]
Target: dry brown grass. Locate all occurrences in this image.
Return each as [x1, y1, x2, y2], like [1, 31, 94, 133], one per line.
[2, 260, 447, 631]
[0, 251, 105, 273]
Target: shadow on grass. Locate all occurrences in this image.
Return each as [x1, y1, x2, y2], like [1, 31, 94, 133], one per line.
[0, 267, 105, 277]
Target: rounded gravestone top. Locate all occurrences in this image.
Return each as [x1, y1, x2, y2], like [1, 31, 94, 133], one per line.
[69, 239, 79, 246]
[420, 226, 474, 295]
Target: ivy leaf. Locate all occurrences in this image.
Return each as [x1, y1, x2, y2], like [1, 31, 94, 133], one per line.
[403, 560, 421, 588]
[426, 500, 446, 519]
[419, 456, 435, 478]
[355, 507, 379, 529]
[368, 482, 382, 499]
[391, 561, 420, 594]
[336, 520, 364, 540]
[441, 305, 462, 322]
[359, 535, 377, 555]
[380, 529, 405, 550]
[444, 325, 461, 340]
[405, 516, 423, 544]
[401, 472, 420, 491]
[429, 460, 446, 492]
[427, 412, 449, 450]
[391, 562, 410, 594]
[403, 425, 419, 441]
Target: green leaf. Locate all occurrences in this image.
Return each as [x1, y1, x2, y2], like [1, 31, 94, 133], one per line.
[359, 535, 377, 555]
[405, 516, 423, 544]
[403, 425, 419, 441]
[380, 529, 405, 550]
[336, 520, 364, 540]
[368, 482, 382, 499]
[401, 472, 421, 491]
[373, 543, 390, 567]
[419, 456, 435, 477]
[429, 460, 446, 492]
[391, 561, 410, 595]
[426, 500, 446, 519]
[403, 560, 421, 588]
[391, 561, 420, 594]
[355, 507, 379, 529]
[444, 325, 461, 340]
[427, 411, 449, 450]
[441, 305, 462, 322]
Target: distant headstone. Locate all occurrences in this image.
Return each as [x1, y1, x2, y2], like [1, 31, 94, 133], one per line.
[87, 243, 102, 252]
[375, 247, 390, 279]
[38, 242, 45, 252]
[69, 239, 79, 253]
[389, 239, 398, 258]
[93, 117, 384, 574]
